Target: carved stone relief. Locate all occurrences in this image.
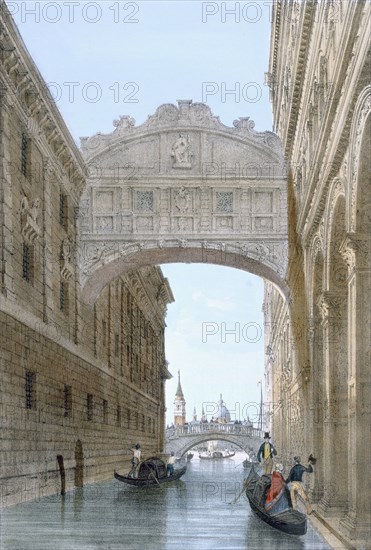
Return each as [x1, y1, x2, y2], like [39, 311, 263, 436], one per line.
[20, 196, 42, 243]
[79, 102, 287, 298]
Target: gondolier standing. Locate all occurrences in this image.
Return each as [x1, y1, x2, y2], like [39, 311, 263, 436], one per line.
[285, 455, 315, 514]
[257, 432, 277, 475]
[129, 443, 141, 478]
[166, 452, 176, 476]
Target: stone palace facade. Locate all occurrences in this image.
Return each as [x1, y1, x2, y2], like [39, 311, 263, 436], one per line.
[0, 3, 173, 506]
[264, 1, 370, 547]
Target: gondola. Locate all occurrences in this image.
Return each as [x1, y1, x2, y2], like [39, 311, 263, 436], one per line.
[199, 450, 235, 459]
[244, 466, 307, 536]
[114, 456, 187, 487]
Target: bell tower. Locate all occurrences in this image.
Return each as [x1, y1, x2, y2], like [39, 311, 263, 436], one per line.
[174, 370, 186, 426]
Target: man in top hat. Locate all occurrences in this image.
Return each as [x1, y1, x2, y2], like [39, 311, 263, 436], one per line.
[285, 455, 315, 514]
[257, 432, 277, 475]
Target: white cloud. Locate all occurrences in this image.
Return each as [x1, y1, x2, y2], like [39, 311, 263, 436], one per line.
[206, 298, 236, 311]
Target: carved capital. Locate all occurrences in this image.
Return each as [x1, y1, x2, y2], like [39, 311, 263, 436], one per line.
[339, 235, 370, 271]
[317, 291, 347, 321]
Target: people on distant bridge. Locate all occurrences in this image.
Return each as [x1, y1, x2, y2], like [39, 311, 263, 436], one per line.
[257, 432, 277, 475]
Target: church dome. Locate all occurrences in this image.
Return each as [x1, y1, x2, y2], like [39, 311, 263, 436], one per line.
[213, 395, 231, 423]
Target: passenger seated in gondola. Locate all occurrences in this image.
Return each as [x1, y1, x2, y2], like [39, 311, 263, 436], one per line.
[265, 463, 286, 512]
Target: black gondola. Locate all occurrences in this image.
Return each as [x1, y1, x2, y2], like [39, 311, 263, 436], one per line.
[244, 466, 307, 536]
[114, 456, 187, 487]
[199, 450, 235, 459]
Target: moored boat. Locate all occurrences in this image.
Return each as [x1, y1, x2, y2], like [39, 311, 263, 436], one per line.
[114, 456, 187, 487]
[199, 450, 235, 459]
[244, 466, 307, 536]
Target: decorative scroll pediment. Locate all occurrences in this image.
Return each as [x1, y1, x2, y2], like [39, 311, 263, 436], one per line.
[80, 100, 284, 169]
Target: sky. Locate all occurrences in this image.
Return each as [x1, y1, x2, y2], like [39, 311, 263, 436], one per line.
[7, 0, 273, 426]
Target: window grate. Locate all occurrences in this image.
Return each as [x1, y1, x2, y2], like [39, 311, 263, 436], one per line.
[25, 371, 35, 409]
[21, 134, 28, 178]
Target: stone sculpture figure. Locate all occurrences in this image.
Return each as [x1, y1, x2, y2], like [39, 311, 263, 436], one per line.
[171, 134, 192, 167]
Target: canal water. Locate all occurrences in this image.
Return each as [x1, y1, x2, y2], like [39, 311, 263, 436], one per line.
[1, 453, 331, 550]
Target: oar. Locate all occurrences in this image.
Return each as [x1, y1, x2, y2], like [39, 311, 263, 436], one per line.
[228, 478, 248, 505]
[149, 470, 161, 487]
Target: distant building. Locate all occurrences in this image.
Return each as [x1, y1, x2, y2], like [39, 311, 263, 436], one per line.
[173, 371, 186, 426]
[211, 394, 231, 423]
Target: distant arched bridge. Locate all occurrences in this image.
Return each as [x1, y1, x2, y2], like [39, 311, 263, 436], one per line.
[165, 423, 265, 457]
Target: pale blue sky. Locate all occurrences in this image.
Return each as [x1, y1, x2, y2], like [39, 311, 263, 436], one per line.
[9, 0, 272, 425]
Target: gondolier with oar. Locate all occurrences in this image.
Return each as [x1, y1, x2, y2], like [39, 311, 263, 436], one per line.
[257, 432, 277, 475]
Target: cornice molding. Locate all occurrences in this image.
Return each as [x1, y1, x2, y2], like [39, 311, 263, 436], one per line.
[0, 3, 86, 196]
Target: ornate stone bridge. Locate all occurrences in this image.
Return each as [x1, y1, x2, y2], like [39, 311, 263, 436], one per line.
[78, 100, 288, 305]
[164, 423, 264, 457]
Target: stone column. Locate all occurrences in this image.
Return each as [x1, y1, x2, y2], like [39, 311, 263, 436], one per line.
[339, 235, 371, 540]
[307, 314, 325, 502]
[318, 291, 349, 516]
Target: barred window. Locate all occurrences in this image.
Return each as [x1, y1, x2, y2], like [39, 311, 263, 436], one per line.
[116, 405, 121, 426]
[115, 333, 119, 357]
[60, 281, 68, 313]
[59, 193, 67, 227]
[102, 320, 107, 347]
[216, 191, 233, 213]
[87, 394, 93, 421]
[22, 243, 30, 282]
[126, 408, 131, 428]
[63, 385, 72, 417]
[25, 370, 36, 409]
[103, 399, 108, 424]
[21, 134, 28, 178]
